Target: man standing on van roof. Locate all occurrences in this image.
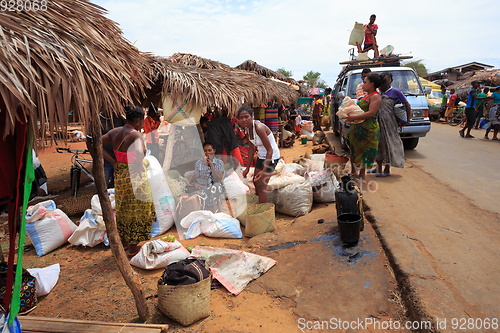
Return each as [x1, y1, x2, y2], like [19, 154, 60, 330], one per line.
[356, 14, 379, 58]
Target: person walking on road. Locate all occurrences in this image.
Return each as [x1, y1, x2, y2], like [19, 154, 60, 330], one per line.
[437, 87, 448, 122]
[484, 86, 500, 140]
[370, 73, 411, 177]
[346, 72, 382, 181]
[444, 89, 457, 119]
[312, 95, 323, 132]
[474, 88, 489, 129]
[459, 81, 488, 138]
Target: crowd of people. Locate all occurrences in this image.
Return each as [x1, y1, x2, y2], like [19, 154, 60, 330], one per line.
[437, 84, 500, 140]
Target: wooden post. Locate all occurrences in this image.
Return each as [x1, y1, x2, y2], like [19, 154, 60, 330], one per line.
[91, 113, 149, 321]
[162, 124, 177, 172]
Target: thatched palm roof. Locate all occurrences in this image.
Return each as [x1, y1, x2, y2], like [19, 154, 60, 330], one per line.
[447, 69, 500, 90]
[235, 60, 309, 97]
[144, 55, 299, 115]
[0, 0, 149, 141]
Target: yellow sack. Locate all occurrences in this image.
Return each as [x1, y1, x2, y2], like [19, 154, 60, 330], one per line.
[348, 22, 365, 46]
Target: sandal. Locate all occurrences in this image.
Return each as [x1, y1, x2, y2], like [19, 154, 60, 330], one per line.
[492, 137, 499, 141]
[484, 136, 489, 140]
[376, 173, 391, 177]
[367, 168, 378, 174]
[459, 131, 464, 138]
[465, 135, 474, 138]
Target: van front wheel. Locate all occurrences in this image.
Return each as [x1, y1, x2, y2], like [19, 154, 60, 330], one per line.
[403, 138, 419, 150]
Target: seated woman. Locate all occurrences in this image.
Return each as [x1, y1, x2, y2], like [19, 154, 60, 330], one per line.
[102, 105, 156, 258]
[193, 141, 225, 212]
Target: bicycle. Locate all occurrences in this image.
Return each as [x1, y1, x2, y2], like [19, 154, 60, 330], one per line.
[56, 147, 94, 197]
[446, 107, 466, 127]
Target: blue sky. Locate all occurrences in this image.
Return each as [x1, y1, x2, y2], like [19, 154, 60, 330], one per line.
[93, 0, 500, 88]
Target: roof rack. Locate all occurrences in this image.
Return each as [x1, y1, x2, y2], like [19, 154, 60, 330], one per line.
[336, 55, 413, 84]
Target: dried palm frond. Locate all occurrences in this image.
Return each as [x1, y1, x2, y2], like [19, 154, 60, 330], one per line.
[0, 0, 150, 144]
[142, 55, 299, 115]
[168, 53, 233, 71]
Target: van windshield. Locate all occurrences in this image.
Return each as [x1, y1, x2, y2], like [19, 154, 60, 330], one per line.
[348, 70, 423, 99]
[429, 90, 443, 99]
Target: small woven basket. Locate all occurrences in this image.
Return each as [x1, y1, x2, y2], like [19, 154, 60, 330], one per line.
[157, 273, 212, 326]
[245, 203, 275, 238]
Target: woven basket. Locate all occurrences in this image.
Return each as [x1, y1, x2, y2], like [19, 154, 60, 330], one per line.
[157, 273, 212, 326]
[229, 194, 259, 227]
[245, 203, 275, 237]
[59, 195, 92, 217]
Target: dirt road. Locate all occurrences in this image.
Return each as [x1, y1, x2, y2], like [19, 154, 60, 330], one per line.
[328, 122, 500, 332]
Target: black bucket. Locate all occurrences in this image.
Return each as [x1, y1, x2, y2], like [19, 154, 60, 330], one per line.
[337, 213, 362, 245]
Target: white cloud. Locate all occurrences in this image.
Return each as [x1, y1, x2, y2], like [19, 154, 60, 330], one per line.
[94, 0, 500, 87]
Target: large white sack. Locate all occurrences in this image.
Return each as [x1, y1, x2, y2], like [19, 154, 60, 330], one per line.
[348, 22, 365, 46]
[91, 189, 115, 216]
[267, 173, 305, 190]
[26, 200, 78, 257]
[145, 155, 176, 236]
[310, 168, 340, 203]
[283, 163, 306, 176]
[267, 178, 313, 217]
[68, 210, 108, 247]
[129, 239, 190, 270]
[27, 264, 60, 297]
[301, 120, 313, 132]
[180, 211, 242, 239]
[223, 171, 249, 199]
[301, 129, 314, 140]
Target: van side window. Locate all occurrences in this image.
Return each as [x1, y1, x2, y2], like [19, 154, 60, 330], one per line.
[348, 74, 361, 98]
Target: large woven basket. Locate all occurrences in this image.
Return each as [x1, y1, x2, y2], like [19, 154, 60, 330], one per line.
[245, 203, 275, 238]
[157, 273, 212, 326]
[229, 194, 259, 227]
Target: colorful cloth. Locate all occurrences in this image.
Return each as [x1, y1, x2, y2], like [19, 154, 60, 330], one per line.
[115, 161, 156, 244]
[144, 116, 160, 144]
[348, 94, 380, 169]
[376, 94, 405, 168]
[356, 82, 368, 100]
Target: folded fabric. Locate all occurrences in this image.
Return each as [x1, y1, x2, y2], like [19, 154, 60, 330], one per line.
[159, 258, 209, 286]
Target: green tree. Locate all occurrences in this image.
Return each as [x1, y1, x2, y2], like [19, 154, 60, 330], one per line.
[276, 68, 293, 78]
[303, 70, 327, 88]
[402, 59, 428, 77]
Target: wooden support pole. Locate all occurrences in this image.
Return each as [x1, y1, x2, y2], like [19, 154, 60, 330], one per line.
[162, 124, 177, 172]
[91, 112, 149, 321]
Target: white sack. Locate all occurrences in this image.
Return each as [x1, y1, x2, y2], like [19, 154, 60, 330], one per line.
[223, 172, 249, 199]
[180, 211, 242, 239]
[310, 168, 340, 203]
[129, 239, 190, 270]
[27, 264, 60, 297]
[91, 189, 115, 216]
[267, 177, 313, 217]
[68, 210, 108, 247]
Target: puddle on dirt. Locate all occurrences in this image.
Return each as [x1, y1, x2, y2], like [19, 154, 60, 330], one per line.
[265, 241, 307, 251]
[312, 234, 377, 265]
[263, 234, 377, 266]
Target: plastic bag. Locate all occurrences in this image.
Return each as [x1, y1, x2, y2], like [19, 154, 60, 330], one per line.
[267, 177, 313, 217]
[180, 211, 242, 239]
[145, 155, 176, 236]
[337, 97, 364, 124]
[310, 168, 339, 203]
[26, 200, 78, 257]
[129, 239, 190, 270]
[301, 129, 314, 140]
[27, 264, 60, 297]
[348, 22, 365, 46]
